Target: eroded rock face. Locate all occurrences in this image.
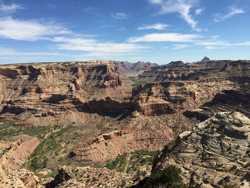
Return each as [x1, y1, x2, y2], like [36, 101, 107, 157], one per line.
[132, 60, 250, 117]
[47, 166, 133, 188]
[132, 80, 236, 116]
[0, 167, 40, 188]
[74, 97, 134, 117]
[184, 90, 250, 121]
[0, 60, 249, 124]
[152, 112, 250, 187]
[0, 62, 127, 125]
[74, 125, 173, 163]
[0, 135, 40, 188]
[139, 60, 250, 82]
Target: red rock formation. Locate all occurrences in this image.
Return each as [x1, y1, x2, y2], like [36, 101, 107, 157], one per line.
[74, 125, 173, 163]
[0, 62, 128, 125]
[139, 60, 250, 82]
[132, 80, 237, 116]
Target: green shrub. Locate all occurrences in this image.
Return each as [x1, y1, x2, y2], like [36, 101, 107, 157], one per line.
[150, 166, 185, 187]
[135, 165, 187, 188]
[105, 150, 158, 173]
[105, 154, 127, 171]
[29, 156, 48, 171]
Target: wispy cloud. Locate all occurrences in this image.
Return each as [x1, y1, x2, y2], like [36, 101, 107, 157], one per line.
[111, 12, 128, 20]
[128, 32, 201, 43]
[195, 8, 204, 15]
[214, 6, 245, 22]
[128, 31, 250, 50]
[173, 44, 189, 49]
[0, 16, 144, 55]
[195, 40, 250, 49]
[0, 47, 61, 56]
[0, 2, 23, 13]
[53, 36, 144, 54]
[138, 23, 168, 31]
[149, 0, 201, 31]
[0, 17, 70, 41]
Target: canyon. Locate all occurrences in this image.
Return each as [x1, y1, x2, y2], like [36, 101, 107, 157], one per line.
[0, 58, 250, 187]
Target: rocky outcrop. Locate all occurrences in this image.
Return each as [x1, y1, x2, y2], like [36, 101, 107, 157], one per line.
[0, 135, 40, 188]
[0, 60, 249, 124]
[132, 80, 236, 116]
[201, 56, 211, 63]
[74, 125, 173, 163]
[184, 90, 250, 121]
[47, 166, 133, 188]
[45, 169, 71, 188]
[0, 167, 40, 188]
[74, 97, 134, 117]
[139, 60, 250, 82]
[132, 60, 250, 116]
[152, 112, 250, 187]
[1, 59, 250, 187]
[1, 59, 250, 188]
[0, 61, 129, 125]
[0, 135, 40, 170]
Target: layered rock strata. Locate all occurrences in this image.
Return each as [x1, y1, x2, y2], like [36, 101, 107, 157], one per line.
[152, 112, 250, 187]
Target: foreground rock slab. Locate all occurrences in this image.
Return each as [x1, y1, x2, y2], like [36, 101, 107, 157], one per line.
[152, 112, 250, 188]
[0, 135, 41, 188]
[46, 166, 133, 188]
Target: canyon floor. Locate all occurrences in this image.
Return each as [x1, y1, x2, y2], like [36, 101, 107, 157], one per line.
[0, 59, 250, 188]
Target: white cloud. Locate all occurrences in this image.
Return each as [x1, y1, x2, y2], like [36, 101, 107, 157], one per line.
[0, 17, 70, 41]
[0, 16, 144, 55]
[195, 39, 250, 49]
[214, 7, 245, 22]
[149, 0, 201, 31]
[128, 31, 250, 51]
[128, 32, 201, 43]
[0, 2, 22, 13]
[52, 36, 144, 54]
[0, 47, 61, 56]
[195, 8, 204, 15]
[173, 44, 189, 49]
[111, 12, 128, 20]
[138, 23, 168, 31]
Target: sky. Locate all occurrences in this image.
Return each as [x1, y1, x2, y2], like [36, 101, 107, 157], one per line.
[0, 0, 250, 64]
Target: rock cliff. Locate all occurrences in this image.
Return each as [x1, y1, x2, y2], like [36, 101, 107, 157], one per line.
[74, 125, 173, 163]
[150, 112, 250, 188]
[139, 60, 250, 82]
[0, 61, 130, 126]
[132, 80, 237, 116]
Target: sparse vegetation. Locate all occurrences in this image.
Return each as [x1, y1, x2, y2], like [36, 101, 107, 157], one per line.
[150, 166, 185, 188]
[26, 126, 85, 171]
[0, 122, 52, 140]
[135, 165, 187, 188]
[105, 154, 127, 171]
[105, 150, 158, 176]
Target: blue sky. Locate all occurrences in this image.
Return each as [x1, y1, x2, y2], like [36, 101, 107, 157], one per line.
[0, 0, 250, 64]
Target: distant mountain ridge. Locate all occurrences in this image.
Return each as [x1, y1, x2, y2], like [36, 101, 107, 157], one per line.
[138, 59, 250, 82]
